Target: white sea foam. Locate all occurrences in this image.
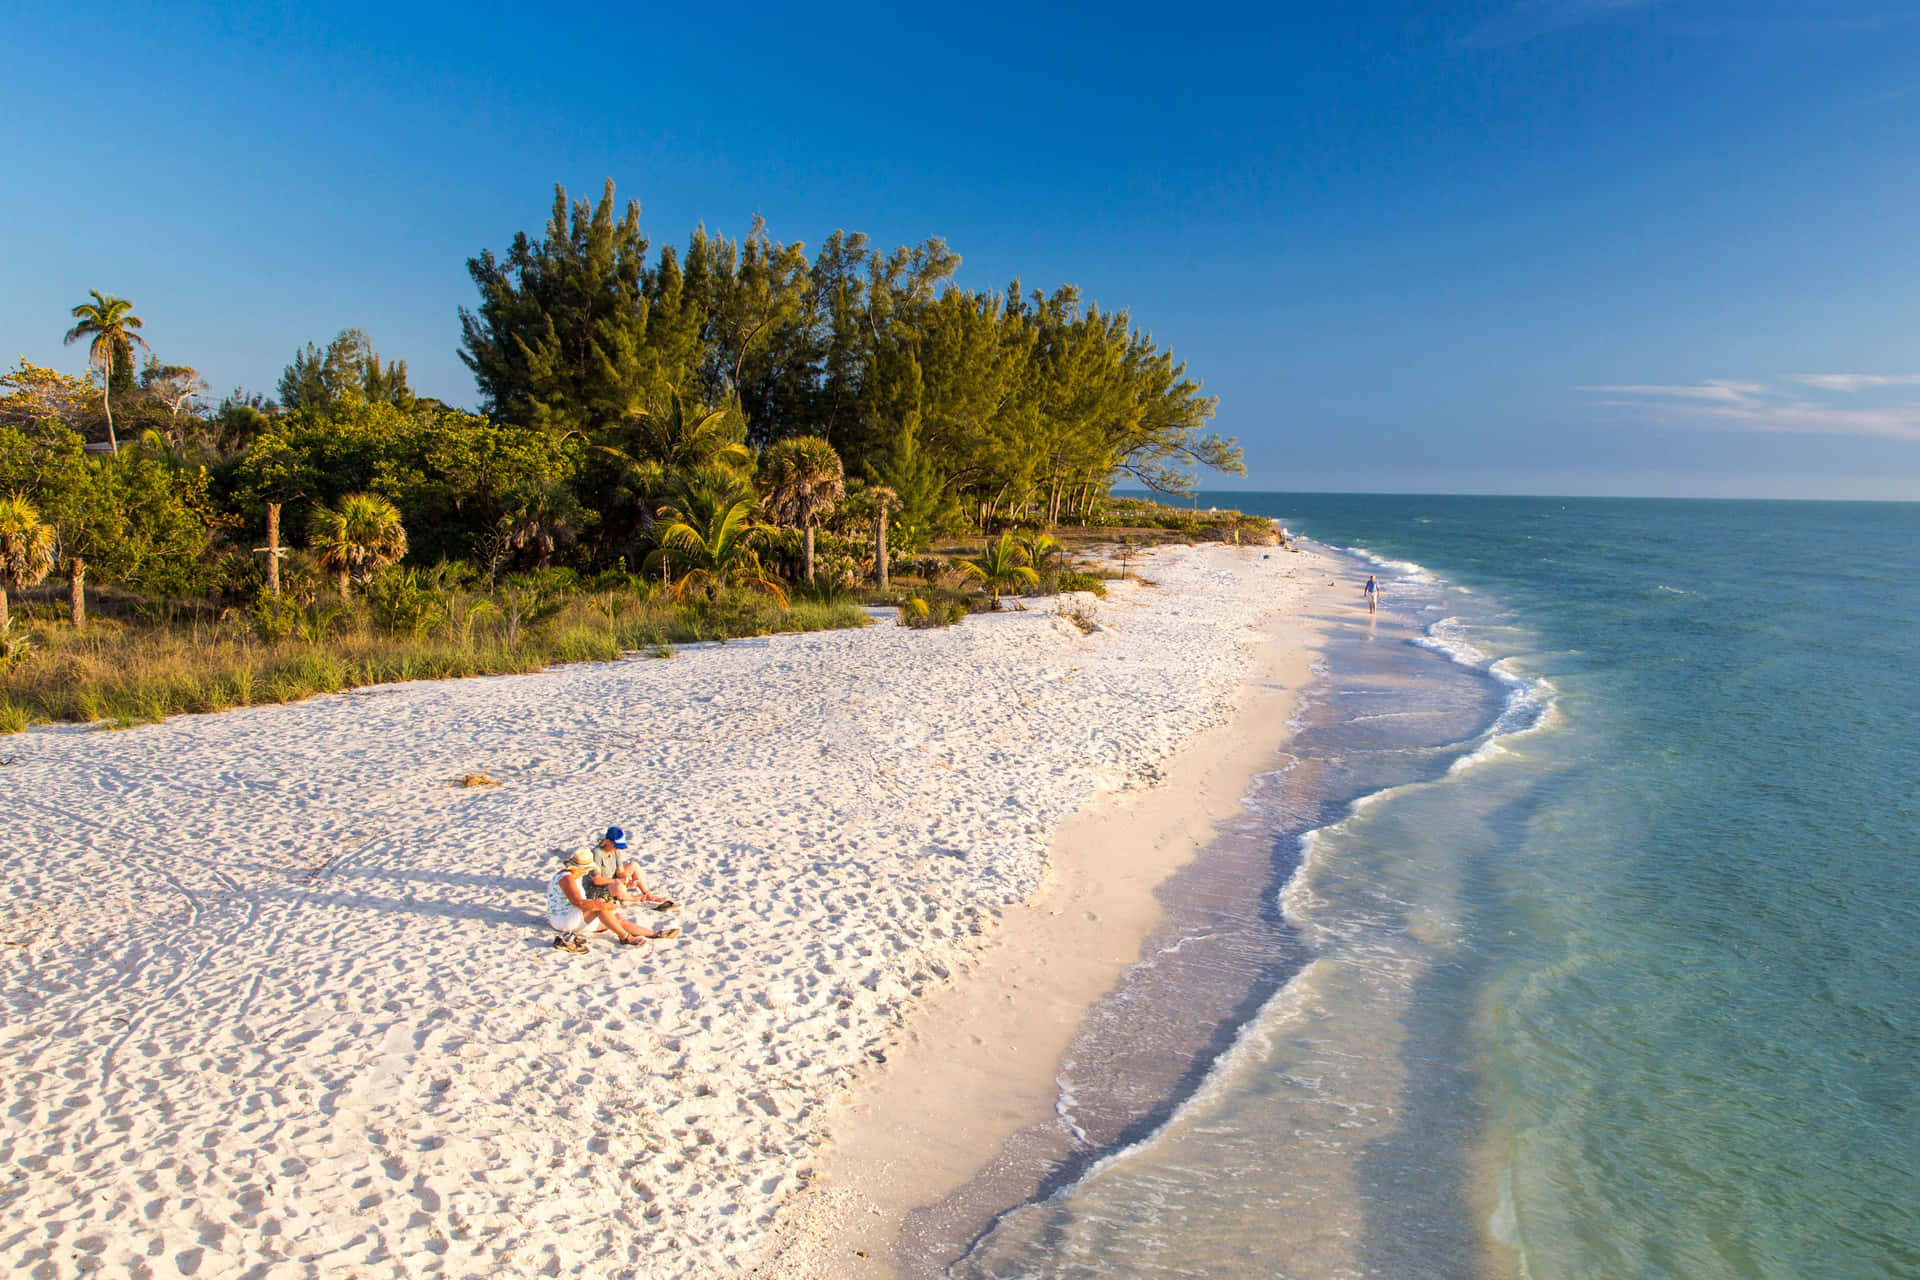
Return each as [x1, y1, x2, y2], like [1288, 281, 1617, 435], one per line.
[1279, 829, 1329, 930]
[1343, 546, 1435, 584]
[1414, 616, 1494, 669]
[1448, 737, 1512, 775]
[1414, 615, 1560, 761]
[1055, 1066, 1093, 1146]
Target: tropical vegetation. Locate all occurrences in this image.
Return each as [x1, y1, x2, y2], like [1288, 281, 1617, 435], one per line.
[0, 181, 1264, 731]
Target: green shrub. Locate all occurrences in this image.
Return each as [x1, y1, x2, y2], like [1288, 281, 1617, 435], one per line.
[898, 596, 967, 629]
[363, 567, 439, 637]
[0, 701, 28, 734]
[1052, 570, 1108, 597]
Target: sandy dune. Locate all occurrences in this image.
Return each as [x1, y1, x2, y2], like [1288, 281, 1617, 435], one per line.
[0, 542, 1323, 1278]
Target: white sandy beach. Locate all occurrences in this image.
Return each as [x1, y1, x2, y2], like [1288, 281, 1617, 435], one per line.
[0, 541, 1333, 1279]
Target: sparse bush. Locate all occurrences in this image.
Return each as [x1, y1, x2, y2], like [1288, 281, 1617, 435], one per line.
[898, 596, 968, 629]
[1057, 596, 1099, 634]
[1052, 569, 1108, 597]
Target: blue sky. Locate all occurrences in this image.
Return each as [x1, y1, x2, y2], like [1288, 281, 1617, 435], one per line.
[3, 0, 1918, 498]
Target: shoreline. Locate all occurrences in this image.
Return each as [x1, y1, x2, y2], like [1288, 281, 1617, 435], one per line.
[765, 563, 1337, 1277]
[0, 540, 1338, 1279]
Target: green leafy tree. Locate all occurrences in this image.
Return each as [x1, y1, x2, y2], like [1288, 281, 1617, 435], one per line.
[0, 425, 215, 624]
[959, 532, 1039, 609]
[307, 492, 408, 599]
[420, 411, 582, 566]
[459, 185, 1246, 548]
[63, 291, 148, 453]
[460, 181, 657, 434]
[0, 494, 57, 639]
[759, 435, 844, 583]
[278, 329, 412, 411]
[0, 359, 100, 435]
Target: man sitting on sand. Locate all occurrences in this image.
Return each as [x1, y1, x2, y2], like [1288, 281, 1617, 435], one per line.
[591, 826, 679, 913]
[546, 847, 678, 952]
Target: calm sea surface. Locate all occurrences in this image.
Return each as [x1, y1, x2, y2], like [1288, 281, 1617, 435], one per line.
[955, 496, 1920, 1279]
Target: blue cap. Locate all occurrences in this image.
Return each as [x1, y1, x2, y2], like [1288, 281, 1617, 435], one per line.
[604, 826, 628, 850]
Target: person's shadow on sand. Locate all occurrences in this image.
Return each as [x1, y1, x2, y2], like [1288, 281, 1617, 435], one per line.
[259, 886, 542, 931]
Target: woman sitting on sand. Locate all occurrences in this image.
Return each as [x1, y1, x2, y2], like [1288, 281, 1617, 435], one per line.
[546, 848, 678, 952]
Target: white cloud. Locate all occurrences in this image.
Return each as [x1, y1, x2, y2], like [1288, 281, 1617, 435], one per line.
[1580, 377, 1920, 442]
[1787, 374, 1920, 392]
[1576, 380, 1761, 403]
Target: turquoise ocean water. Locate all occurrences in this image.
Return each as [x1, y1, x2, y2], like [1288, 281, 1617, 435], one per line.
[956, 496, 1919, 1279]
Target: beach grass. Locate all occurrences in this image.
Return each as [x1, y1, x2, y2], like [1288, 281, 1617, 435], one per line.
[0, 590, 868, 732]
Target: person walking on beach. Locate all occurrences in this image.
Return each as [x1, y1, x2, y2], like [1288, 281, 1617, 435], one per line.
[1363, 574, 1381, 614]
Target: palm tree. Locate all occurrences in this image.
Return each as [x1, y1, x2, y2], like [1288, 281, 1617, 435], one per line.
[630, 386, 751, 473]
[645, 473, 787, 606]
[760, 436, 845, 583]
[0, 494, 58, 640]
[959, 532, 1040, 609]
[592, 386, 750, 539]
[869, 485, 901, 590]
[63, 291, 148, 453]
[506, 482, 581, 570]
[307, 493, 408, 599]
[1016, 530, 1061, 574]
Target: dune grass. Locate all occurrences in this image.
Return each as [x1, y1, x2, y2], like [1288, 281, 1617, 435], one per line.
[0, 590, 868, 733]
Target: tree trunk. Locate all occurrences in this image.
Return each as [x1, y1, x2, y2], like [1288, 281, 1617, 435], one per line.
[265, 502, 282, 598]
[103, 366, 119, 454]
[875, 508, 890, 590]
[69, 558, 85, 631]
[338, 568, 350, 600]
[803, 524, 816, 583]
[0, 585, 9, 636]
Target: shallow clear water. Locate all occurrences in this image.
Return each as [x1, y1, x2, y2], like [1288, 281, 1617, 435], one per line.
[956, 496, 1920, 1279]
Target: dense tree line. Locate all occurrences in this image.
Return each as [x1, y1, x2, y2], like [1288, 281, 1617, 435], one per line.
[463, 182, 1240, 544]
[0, 182, 1241, 634]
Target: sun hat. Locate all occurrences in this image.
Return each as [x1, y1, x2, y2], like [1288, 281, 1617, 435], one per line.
[603, 826, 628, 850]
[565, 847, 595, 868]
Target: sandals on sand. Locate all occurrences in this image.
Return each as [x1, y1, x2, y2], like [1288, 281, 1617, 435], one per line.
[612, 926, 680, 947]
[649, 899, 679, 912]
[552, 933, 588, 953]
